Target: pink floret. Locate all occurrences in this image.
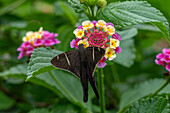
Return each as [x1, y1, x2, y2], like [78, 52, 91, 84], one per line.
[34, 39, 44, 47]
[98, 57, 107, 68]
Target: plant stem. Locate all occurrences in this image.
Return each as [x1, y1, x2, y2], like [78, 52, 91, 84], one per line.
[111, 62, 120, 84]
[97, 68, 105, 113]
[48, 71, 77, 102]
[150, 76, 170, 97]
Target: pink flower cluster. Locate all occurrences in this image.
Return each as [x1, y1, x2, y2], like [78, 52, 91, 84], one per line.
[17, 29, 60, 59]
[70, 20, 122, 68]
[155, 48, 170, 72]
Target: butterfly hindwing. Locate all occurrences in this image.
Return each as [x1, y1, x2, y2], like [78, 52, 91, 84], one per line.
[85, 47, 105, 100]
[86, 47, 105, 76]
[51, 50, 80, 78]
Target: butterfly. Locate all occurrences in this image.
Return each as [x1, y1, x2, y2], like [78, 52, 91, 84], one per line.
[51, 44, 105, 102]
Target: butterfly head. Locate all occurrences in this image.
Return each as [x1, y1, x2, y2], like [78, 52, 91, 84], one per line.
[78, 44, 85, 49]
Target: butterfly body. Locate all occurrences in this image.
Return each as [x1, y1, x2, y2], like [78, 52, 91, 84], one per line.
[51, 44, 105, 102]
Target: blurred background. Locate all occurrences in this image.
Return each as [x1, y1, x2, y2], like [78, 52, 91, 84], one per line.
[0, 0, 170, 113]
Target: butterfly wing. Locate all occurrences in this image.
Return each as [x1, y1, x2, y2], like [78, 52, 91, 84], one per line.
[86, 47, 105, 76]
[51, 50, 80, 78]
[86, 47, 105, 100]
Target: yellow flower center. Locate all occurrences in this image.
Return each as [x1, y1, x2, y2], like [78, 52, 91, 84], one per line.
[106, 49, 113, 57]
[84, 24, 90, 28]
[77, 31, 83, 37]
[111, 41, 116, 47]
[99, 23, 105, 27]
[107, 27, 113, 33]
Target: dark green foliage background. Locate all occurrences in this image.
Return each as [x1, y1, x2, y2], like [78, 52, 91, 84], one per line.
[0, 0, 170, 113]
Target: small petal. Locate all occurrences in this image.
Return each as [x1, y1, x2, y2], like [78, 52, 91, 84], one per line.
[17, 47, 24, 52]
[44, 39, 54, 46]
[82, 20, 94, 30]
[112, 32, 121, 41]
[156, 53, 164, 59]
[78, 25, 83, 29]
[21, 42, 32, 48]
[73, 29, 84, 39]
[18, 52, 24, 59]
[22, 36, 30, 42]
[105, 47, 116, 60]
[26, 47, 34, 56]
[33, 39, 44, 47]
[52, 38, 60, 44]
[166, 64, 170, 72]
[26, 31, 34, 37]
[98, 57, 107, 68]
[98, 62, 107, 68]
[43, 31, 54, 39]
[163, 48, 170, 55]
[70, 39, 76, 48]
[96, 20, 106, 28]
[104, 25, 115, 35]
[106, 22, 114, 27]
[110, 38, 120, 49]
[54, 33, 58, 37]
[162, 48, 167, 54]
[38, 27, 43, 33]
[108, 54, 116, 60]
[162, 55, 170, 63]
[115, 46, 122, 54]
[155, 59, 164, 65]
[91, 20, 98, 26]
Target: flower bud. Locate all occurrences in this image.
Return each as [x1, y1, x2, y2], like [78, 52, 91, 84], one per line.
[81, 0, 97, 6]
[97, 0, 107, 8]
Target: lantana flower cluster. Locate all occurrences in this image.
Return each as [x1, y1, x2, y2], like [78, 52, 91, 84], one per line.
[70, 20, 122, 68]
[17, 27, 60, 59]
[155, 48, 170, 72]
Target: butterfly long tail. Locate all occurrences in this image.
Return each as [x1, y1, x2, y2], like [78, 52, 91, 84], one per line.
[80, 69, 89, 102]
[88, 75, 100, 100]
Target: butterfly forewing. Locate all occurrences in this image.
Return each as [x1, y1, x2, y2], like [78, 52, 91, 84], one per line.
[51, 50, 80, 78]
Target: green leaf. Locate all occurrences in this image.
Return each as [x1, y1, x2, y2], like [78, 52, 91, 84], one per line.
[0, 0, 26, 16]
[126, 96, 168, 113]
[0, 64, 62, 96]
[0, 64, 27, 77]
[36, 70, 93, 111]
[50, 104, 78, 113]
[28, 108, 50, 113]
[97, 1, 169, 42]
[0, 91, 15, 110]
[0, 64, 92, 111]
[113, 28, 137, 67]
[68, 0, 85, 13]
[118, 28, 138, 41]
[56, 25, 75, 51]
[114, 39, 135, 67]
[54, 1, 78, 25]
[26, 47, 62, 81]
[119, 79, 170, 111]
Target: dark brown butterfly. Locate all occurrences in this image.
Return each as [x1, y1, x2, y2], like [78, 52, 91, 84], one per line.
[51, 44, 105, 102]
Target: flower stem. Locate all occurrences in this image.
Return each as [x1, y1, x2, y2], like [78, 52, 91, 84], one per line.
[48, 71, 77, 102]
[150, 76, 170, 97]
[111, 62, 120, 84]
[97, 68, 105, 113]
